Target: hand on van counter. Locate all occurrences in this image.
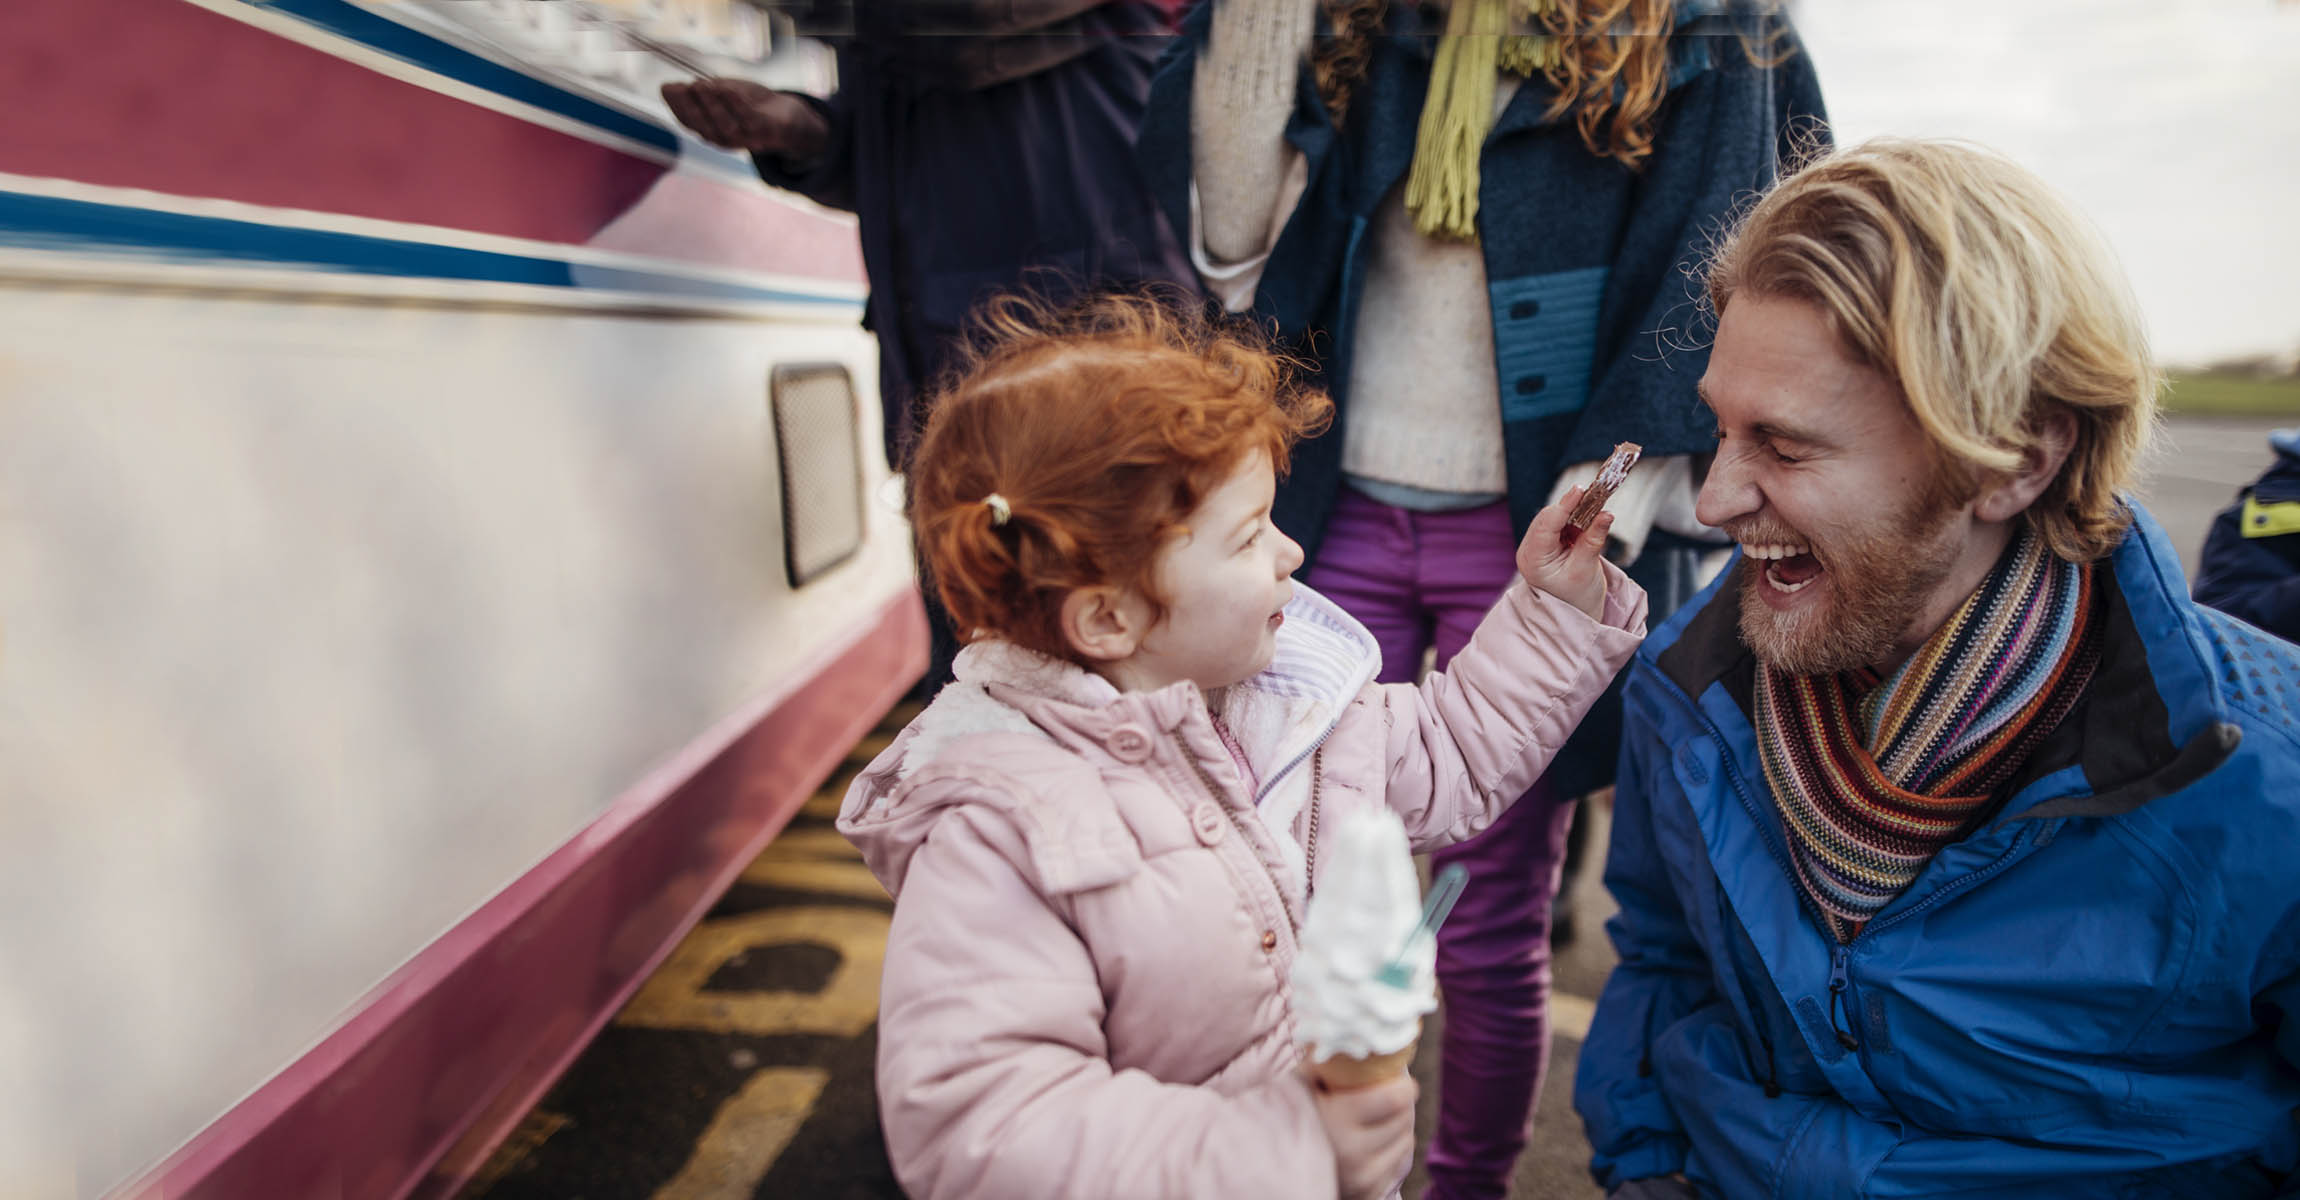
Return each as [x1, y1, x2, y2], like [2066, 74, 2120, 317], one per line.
[661, 78, 830, 164]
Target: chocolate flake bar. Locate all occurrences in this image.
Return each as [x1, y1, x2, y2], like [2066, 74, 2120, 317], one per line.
[1561, 441, 1643, 546]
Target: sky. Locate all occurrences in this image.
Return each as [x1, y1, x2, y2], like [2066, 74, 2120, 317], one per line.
[1793, 0, 2300, 367]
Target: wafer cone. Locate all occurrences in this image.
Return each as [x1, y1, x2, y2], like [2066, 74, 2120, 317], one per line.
[1308, 1024, 1420, 1092]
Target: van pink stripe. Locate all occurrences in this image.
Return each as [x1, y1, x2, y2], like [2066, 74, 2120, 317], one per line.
[111, 588, 927, 1200]
[5, 0, 865, 287]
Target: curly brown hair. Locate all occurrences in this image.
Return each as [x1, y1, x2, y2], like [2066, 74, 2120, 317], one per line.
[1312, 0, 1678, 169]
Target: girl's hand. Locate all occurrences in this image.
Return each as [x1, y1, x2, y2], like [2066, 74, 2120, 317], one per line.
[1309, 1072, 1418, 1200]
[1518, 487, 1615, 621]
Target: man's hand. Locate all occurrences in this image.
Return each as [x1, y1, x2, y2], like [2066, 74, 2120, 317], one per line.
[660, 78, 830, 161]
[1518, 485, 1616, 621]
[1309, 1072, 1418, 1200]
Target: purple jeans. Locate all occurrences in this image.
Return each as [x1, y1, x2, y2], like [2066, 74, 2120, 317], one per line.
[1304, 487, 1574, 1200]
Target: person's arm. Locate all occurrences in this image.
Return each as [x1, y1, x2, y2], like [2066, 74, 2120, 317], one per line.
[1573, 700, 1713, 1188]
[1377, 504, 1649, 849]
[1140, 0, 1338, 314]
[877, 803, 1346, 1199]
[1563, 14, 1829, 471]
[1190, 0, 1315, 267]
[2194, 499, 2300, 642]
[739, 83, 857, 213]
[659, 75, 857, 212]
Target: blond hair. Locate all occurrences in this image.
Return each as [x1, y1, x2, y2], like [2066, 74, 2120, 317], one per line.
[1706, 138, 2158, 562]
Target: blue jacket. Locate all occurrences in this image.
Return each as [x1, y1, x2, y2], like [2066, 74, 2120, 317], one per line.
[1139, 0, 1827, 560]
[1577, 505, 2300, 1199]
[2197, 428, 2300, 644]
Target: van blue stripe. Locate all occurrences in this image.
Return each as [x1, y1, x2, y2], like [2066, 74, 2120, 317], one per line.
[0, 190, 859, 307]
[246, 0, 681, 156]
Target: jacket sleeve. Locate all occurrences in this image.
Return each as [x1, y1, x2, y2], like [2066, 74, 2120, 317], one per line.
[1377, 569, 1647, 850]
[2264, 900, 2300, 1197]
[876, 803, 1338, 1200]
[1573, 681, 1714, 1188]
[1139, 3, 1350, 330]
[749, 87, 859, 213]
[2193, 500, 2300, 643]
[1563, 14, 1830, 466]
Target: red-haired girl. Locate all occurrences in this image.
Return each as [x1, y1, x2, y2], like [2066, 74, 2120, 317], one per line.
[838, 293, 1646, 1199]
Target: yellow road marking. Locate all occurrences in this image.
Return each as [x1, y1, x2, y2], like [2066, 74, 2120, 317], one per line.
[615, 907, 888, 1037]
[649, 1069, 831, 1200]
[749, 826, 865, 863]
[738, 859, 888, 901]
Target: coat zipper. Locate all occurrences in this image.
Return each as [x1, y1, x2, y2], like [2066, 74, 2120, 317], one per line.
[1180, 738, 1305, 933]
[1303, 748, 1324, 902]
[1826, 944, 1859, 1053]
[1692, 704, 2043, 1064]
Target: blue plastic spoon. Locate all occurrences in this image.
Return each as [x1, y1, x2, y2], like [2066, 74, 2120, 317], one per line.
[1374, 863, 1469, 988]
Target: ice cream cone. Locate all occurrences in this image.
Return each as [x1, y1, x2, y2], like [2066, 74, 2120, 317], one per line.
[1309, 1025, 1420, 1092]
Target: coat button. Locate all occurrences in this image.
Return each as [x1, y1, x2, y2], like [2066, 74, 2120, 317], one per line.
[1108, 724, 1153, 763]
[1515, 375, 1546, 395]
[1261, 930, 1278, 952]
[1509, 299, 1539, 319]
[1190, 802, 1226, 846]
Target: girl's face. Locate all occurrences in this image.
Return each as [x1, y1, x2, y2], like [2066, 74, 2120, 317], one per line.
[1117, 450, 1304, 692]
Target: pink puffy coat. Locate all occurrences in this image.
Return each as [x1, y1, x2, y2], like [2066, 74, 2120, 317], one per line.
[839, 572, 1646, 1199]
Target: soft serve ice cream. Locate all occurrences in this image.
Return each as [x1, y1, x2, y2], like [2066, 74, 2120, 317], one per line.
[1290, 808, 1438, 1087]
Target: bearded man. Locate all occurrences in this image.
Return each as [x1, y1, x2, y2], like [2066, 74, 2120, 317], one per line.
[1575, 138, 2300, 1200]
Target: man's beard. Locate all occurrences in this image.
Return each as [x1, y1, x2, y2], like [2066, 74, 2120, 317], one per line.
[1734, 492, 1966, 677]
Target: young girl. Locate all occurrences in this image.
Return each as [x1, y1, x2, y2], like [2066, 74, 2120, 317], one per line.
[839, 292, 1646, 1199]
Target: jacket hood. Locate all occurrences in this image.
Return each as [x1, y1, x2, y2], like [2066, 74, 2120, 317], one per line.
[839, 584, 1382, 899]
[2255, 427, 2300, 502]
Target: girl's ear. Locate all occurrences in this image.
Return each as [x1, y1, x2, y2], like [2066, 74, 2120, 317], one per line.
[1975, 408, 2078, 523]
[1060, 585, 1151, 665]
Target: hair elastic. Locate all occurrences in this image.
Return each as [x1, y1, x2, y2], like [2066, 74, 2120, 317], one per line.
[982, 493, 1012, 526]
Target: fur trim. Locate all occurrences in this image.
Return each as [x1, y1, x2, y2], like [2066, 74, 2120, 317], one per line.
[898, 642, 1115, 776]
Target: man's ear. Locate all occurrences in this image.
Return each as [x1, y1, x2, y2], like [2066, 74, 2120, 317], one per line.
[1060, 585, 1150, 665]
[1975, 408, 2079, 523]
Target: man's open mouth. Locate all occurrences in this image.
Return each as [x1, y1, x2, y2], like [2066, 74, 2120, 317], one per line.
[1744, 540, 1823, 594]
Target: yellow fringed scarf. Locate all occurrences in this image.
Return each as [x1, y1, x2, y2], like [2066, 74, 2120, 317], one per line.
[1403, 0, 1561, 242]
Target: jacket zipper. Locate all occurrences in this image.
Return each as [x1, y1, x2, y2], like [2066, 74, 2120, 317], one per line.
[1824, 826, 2036, 1051]
[1826, 945, 1858, 1053]
[1700, 724, 1864, 1057]
[1255, 721, 1334, 805]
[1180, 740, 1305, 933]
[1692, 704, 2044, 1064]
[1303, 748, 1324, 902]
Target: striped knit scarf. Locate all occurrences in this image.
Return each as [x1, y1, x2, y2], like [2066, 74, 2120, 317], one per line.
[1756, 526, 2102, 943]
